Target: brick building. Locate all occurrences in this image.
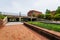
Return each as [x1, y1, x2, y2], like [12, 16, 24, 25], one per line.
[28, 10, 42, 17]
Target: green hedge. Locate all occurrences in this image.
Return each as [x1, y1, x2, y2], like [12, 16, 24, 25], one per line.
[28, 22, 60, 32]
[0, 15, 6, 19]
[54, 14, 60, 20]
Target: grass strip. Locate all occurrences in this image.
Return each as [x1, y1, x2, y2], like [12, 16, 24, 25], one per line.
[28, 21, 60, 32]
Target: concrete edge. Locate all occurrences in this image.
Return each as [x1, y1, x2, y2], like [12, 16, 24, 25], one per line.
[0, 16, 7, 27]
[24, 22, 60, 40]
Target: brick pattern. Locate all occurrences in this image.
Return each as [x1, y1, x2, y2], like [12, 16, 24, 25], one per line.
[0, 24, 48, 40]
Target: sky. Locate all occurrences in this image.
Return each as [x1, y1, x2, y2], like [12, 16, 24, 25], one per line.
[0, 0, 60, 16]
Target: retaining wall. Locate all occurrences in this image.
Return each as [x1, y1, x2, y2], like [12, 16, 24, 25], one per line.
[0, 17, 7, 27]
[24, 22, 60, 40]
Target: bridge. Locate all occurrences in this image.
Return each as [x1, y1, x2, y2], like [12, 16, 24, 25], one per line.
[5, 15, 37, 22]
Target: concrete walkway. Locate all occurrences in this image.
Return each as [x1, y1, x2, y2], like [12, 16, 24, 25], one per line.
[0, 22, 48, 40]
[6, 22, 23, 25]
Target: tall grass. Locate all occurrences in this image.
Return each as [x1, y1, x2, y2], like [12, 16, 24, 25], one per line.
[28, 22, 60, 32]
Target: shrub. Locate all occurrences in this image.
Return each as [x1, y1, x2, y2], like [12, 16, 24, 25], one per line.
[54, 14, 60, 21]
[45, 14, 52, 20]
[0, 15, 5, 19]
[37, 14, 44, 19]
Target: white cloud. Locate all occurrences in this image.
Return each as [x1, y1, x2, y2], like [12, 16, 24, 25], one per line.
[0, 0, 60, 16]
[33, 0, 58, 13]
[34, 0, 58, 7]
[12, 1, 21, 12]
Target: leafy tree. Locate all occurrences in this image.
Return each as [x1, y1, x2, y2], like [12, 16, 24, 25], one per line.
[0, 12, 2, 15]
[54, 14, 60, 20]
[56, 6, 60, 14]
[37, 14, 44, 19]
[45, 14, 52, 20]
[45, 9, 50, 14]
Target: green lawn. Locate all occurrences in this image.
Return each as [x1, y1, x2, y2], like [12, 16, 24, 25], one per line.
[28, 21, 60, 32]
[0, 15, 6, 19]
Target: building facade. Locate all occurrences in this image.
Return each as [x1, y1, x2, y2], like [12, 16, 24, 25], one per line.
[28, 10, 42, 17]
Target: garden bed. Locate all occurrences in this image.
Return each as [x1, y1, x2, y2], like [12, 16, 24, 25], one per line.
[24, 22, 60, 40]
[0, 15, 6, 19]
[0, 16, 7, 27]
[28, 22, 60, 32]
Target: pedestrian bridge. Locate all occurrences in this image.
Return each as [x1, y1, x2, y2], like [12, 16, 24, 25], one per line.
[6, 22, 23, 25]
[6, 15, 37, 22]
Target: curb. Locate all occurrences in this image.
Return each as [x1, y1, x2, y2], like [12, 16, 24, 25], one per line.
[24, 22, 60, 40]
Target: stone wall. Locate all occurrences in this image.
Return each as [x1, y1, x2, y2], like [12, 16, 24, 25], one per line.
[0, 16, 7, 27]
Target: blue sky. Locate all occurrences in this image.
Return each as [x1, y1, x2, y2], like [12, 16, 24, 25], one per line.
[0, 0, 60, 16]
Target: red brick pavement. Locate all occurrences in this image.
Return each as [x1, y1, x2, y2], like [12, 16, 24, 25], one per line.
[0, 24, 48, 40]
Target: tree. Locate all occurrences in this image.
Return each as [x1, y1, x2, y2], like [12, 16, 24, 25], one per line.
[45, 14, 52, 20]
[54, 14, 60, 21]
[37, 14, 44, 19]
[56, 6, 60, 14]
[45, 9, 50, 14]
[0, 12, 2, 15]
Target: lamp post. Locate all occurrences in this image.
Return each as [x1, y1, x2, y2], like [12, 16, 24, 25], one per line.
[19, 12, 21, 17]
[31, 13, 33, 21]
[19, 12, 21, 22]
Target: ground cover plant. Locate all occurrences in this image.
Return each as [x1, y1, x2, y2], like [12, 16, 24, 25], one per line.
[0, 15, 6, 19]
[28, 21, 60, 32]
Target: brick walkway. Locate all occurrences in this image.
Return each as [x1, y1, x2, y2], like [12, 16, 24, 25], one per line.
[0, 24, 48, 40]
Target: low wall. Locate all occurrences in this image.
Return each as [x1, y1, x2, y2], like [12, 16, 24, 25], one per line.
[39, 20, 60, 24]
[0, 16, 7, 27]
[24, 22, 60, 40]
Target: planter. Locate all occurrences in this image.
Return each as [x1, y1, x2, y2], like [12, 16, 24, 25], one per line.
[0, 17, 7, 27]
[0, 19, 4, 27]
[24, 22, 60, 40]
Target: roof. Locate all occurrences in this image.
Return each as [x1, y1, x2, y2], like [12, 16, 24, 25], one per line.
[28, 10, 42, 14]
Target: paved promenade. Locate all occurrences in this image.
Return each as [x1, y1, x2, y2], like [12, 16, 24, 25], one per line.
[0, 22, 48, 40]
